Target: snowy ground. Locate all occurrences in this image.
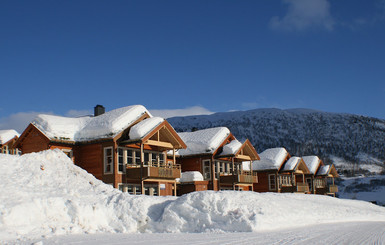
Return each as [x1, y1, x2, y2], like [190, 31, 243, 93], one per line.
[1, 150, 385, 244]
[339, 175, 385, 205]
[32, 221, 385, 245]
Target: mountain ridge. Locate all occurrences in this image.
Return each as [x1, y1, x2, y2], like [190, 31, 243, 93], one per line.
[168, 108, 385, 175]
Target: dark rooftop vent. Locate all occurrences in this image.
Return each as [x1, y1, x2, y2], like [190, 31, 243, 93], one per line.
[94, 105, 105, 116]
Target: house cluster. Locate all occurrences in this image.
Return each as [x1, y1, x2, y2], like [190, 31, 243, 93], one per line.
[1, 105, 339, 197]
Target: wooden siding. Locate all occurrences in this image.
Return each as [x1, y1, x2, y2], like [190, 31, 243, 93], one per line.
[253, 171, 278, 192]
[19, 126, 50, 154]
[76, 143, 104, 180]
[126, 165, 181, 180]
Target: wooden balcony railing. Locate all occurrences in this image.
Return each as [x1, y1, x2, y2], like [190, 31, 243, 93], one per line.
[329, 185, 338, 193]
[220, 171, 257, 184]
[126, 162, 181, 180]
[280, 182, 309, 193]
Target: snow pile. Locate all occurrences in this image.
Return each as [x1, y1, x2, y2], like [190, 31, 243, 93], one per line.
[177, 127, 230, 156]
[179, 171, 204, 182]
[220, 139, 242, 156]
[0, 150, 174, 241]
[282, 157, 301, 171]
[32, 105, 150, 141]
[153, 191, 385, 233]
[1, 150, 385, 243]
[0, 129, 20, 144]
[129, 117, 164, 140]
[303, 156, 321, 174]
[253, 147, 288, 170]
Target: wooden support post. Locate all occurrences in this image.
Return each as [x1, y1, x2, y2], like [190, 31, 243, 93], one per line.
[232, 157, 235, 191]
[140, 143, 144, 195]
[174, 181, 177, 196]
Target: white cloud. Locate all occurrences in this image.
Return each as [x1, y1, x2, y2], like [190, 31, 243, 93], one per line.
[0, 111, 53, 133]
[149, 106, 214, 118]
[270, 0, 334, 31]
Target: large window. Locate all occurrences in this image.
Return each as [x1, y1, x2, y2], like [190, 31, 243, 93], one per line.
[315, 178, 326, 188]
[202, 160, 211, 180]
[278, 175, 292, 187]
[215, 161, 233, 178]
[118, 183, 158, 196]
[268, 174, 276, 191]
[104, 147, 113, 174]
[117, 147, 165, 168]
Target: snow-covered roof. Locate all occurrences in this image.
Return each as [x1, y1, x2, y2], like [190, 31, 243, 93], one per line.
[317, 165, 331, 176]
[0, 130, 20, 144]
[253, 147, 288, 170]
[176, 127, 231, 156]
[179, 171, 204, 182]
[302, 156, 322, 174]
[220, 139, 242, 156]
[129, 117, 164, 140]
[282, 157, 301, 171]
[32, 105, 151, 142]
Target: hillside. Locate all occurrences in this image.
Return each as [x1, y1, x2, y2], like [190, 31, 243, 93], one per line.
[168, 108, 385, 175]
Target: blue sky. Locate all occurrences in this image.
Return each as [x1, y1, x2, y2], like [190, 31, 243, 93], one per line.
[1, 0, 385, 132]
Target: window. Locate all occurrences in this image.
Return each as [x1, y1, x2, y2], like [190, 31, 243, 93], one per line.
[278, 175, 292, 187]
[104, 147, 113, 174]
[127, 150, 133, 164]
[202, 160, 211, 180]
[315, 178, 326, 188]
[118, 148, 125, 173]
[61, 149, 73, 159]
[2, 145, 8, 154]
[306, 178, 313, 191]
[268, 174, 276, 191]
[135, 150, 141, 164]
[144, 184, 159, 196]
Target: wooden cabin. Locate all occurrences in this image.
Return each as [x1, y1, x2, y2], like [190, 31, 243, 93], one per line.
[279, 157, 310, 193]
[302, 156, 323, 194]
[173, 127, 259, 194]
[252, 147, 292, 193]
[0, 129, 21, 155]
[314, 164, 339, 196]
[15, 105, 186, 196]
[303, 156, 339, 196]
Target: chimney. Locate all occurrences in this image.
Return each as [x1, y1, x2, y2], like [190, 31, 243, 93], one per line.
[94, 105, 105, 116]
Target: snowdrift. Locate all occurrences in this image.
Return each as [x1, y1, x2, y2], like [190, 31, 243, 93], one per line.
[1, 150, 385, 242]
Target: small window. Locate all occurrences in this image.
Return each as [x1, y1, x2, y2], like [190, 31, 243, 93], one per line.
[268, 174, 276, 191]
[202, 160, 211, 180]
[135, 151, 141, 164]
[127, 150, 133, 164]
[104, 147, 113, 174]
[118, 148, 125, 173]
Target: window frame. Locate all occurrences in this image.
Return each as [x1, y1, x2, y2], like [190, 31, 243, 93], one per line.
[103, 146, 114, 174]
[268, 174, 277, 191]
[202, 159, 211, 180]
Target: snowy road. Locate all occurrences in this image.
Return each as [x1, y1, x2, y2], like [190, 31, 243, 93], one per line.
[32, 221, 385, 245]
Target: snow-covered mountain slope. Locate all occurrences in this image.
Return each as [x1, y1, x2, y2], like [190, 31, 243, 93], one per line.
[1, 150, 385, 243]
[168, 108, 385, 174]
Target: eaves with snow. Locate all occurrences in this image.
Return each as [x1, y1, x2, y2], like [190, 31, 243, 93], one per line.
[302, 156, 322, 174]
[176, 127, 231, 156]
[31, 105, 151, 142]
[252, 147, 289, 171]
[0, 129, 20, 145]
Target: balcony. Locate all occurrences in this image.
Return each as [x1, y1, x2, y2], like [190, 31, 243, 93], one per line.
[126, 162, 181, 180]
[329, 185, 338, 193]
[280, 182, 309, 193]
[220, 171, 257, 184]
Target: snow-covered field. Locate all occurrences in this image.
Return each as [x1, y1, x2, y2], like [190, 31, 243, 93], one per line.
[1, 150, 385, 244]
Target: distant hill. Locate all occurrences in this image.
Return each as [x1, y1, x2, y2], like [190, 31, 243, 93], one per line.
[168, 108, 385, 175]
